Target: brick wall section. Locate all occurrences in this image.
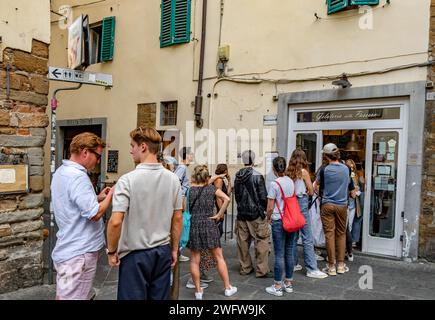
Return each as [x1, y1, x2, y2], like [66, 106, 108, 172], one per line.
[0, 39, 49, 293]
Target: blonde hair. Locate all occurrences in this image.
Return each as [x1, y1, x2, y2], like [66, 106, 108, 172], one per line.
[192, 165, 209, 184]
[129, 127, 162, 154]
[69, 132, 106, 155]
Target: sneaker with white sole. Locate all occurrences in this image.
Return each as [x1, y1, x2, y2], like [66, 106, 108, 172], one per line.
[283, 281, 293, 293]
[186, 278, 209, 289]
[179, 254, 190, 262]
[315, 254, 325, 261]
[306, 269, 328, 279]
[337, 264, 349, 274]
[224, 286, 238, 297]
[195, 290, 203, 300]
[322, 265, 337, 276]
[346, 253, 354, 262]
[265, 284, 283, 297]
[200, 272, 214, 283]
[293, 264, 303, 271]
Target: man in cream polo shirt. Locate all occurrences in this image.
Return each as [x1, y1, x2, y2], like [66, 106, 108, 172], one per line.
[106, 127, 183, 300]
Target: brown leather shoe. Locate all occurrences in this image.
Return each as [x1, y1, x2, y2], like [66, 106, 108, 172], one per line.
[256, 271, 274, 278]
[240, 269, 254, 276]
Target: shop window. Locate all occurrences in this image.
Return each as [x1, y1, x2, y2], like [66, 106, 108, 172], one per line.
[160, 101, 178, 126]
[327, 0, 379, 15]
[160, 0, 191, 47]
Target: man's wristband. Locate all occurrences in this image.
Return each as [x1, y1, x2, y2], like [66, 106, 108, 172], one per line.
[105, 248, 117, 255]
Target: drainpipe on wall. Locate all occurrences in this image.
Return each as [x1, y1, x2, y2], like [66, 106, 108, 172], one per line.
[194, 0, 207, 128]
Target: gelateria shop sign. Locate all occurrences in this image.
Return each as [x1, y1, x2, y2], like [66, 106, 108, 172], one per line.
[296, 107, 401, 123]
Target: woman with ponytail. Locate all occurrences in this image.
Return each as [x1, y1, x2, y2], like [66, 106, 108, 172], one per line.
[287, 148, 327, 279]
[265, 156, 297, 296]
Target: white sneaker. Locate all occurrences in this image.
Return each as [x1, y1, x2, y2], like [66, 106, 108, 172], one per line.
[186, 278, 209, 289]
[265, 284, 283, 297]
[224, 286, 238, 297]
[306, 269, 328, 279]
[195, 289, 203, 300]
[293, 264, 303, 271]
[283, 281, 293, 293]
[315, 254, 325, 261]
[179, 254, 190, 262]
[347, 254, 354, 262]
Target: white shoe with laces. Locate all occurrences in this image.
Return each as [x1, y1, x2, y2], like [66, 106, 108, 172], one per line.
[186, 278, 209, 289]
[224, 286, 238, 297]
[293, 264, 303, 271]
[265, 284, 283, 297]
[306, 269, 328, 279]
[179, 254, 190, 262]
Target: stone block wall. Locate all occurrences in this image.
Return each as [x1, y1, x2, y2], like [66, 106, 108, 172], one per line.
[0, 39, 49, 293]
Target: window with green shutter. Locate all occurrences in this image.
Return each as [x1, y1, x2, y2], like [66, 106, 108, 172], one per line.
[327, 0, 349, 14]
[350, 0, 379, 5]
[327, 0, 379, 15]
[100, 16, 116, 62]
[160, 0, 191, 48]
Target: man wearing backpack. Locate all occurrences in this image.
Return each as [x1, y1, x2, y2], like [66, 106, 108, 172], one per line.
[234, 150, 272, 278]
[315, 143, 355, 276]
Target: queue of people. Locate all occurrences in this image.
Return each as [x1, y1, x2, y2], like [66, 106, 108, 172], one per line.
[50, 127, 362, 300]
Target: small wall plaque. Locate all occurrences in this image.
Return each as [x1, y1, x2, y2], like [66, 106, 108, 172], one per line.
[107, 150, 119, 173]
[0, 164, 28, 194]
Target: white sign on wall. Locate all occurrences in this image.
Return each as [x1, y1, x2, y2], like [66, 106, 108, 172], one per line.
[68, 15, 84, 70]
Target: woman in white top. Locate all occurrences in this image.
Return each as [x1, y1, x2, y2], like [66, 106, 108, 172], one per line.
[287, 148, 327, 279]
[265, 156, 297, 296]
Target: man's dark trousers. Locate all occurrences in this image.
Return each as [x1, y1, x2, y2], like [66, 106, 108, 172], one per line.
[118, 245, 171, 300]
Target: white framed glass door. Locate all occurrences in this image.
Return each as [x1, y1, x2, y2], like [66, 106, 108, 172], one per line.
[363, 129, 405, 257]
[289, 131, 322, 178]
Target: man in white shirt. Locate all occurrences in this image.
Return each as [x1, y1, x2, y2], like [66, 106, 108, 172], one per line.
[51, 132, 113, 300]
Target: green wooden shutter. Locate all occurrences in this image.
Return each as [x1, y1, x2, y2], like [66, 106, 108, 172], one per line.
[350, 0, 379, 5]
[100, 16, 116, 62]
[327, 0, 349, 14]
[160, 0, 191, 47]
[160, 0, 172, 47]
[173, 0, 191, 44]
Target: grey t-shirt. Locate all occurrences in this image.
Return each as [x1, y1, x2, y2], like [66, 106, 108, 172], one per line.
[316, 163, 351, 206]
[112, 163, 183, 259]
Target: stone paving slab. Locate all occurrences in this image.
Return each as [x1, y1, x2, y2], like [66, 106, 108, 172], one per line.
[1, 238, 435, 300]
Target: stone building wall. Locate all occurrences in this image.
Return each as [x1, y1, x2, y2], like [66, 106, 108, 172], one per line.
[420, 1, 435, 262]
[0, 39, 49, 293]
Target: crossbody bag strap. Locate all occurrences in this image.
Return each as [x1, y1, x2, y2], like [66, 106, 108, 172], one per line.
[274, 180, 286, 220]
[190, 186, 205, 211]
[186, 187, 190, 212]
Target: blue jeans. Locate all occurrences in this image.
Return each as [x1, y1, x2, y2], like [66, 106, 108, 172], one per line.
[293, 195, 318, 272]
[271, 219, 297, 283]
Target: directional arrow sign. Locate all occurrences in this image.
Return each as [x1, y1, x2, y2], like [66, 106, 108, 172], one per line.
[48, 66, 113, 87]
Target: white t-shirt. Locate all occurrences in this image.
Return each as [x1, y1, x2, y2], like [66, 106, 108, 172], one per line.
[267, 176, 295, 221]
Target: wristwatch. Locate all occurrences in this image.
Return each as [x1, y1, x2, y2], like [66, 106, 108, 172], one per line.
[105, 248, 117, 255]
